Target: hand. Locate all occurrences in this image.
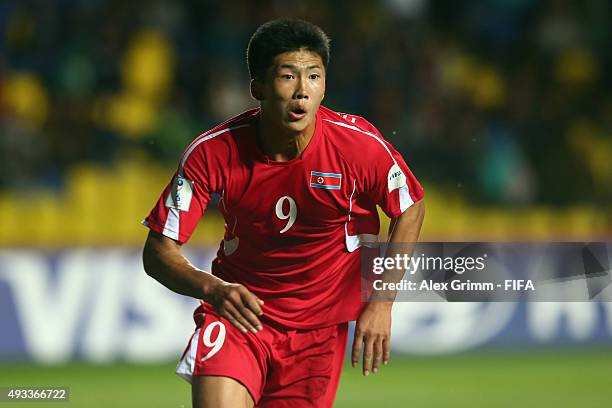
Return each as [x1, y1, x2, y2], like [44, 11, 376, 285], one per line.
[207, 281, 264, 334]
[351, 302, 392, 376]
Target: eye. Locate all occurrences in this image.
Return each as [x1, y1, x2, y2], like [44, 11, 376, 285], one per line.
[281, 74, 294, 80]
[310, 73, 320, 80]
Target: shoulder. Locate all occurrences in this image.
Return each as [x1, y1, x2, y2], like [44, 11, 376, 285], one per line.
[180, 108, 258, 167]
[319, 105, 379, 134]
[318, 105, 396, 164]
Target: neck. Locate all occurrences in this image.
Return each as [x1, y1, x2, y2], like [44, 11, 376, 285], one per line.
[257, 110, 316, 162]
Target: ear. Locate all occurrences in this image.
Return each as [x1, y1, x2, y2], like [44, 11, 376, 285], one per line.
[250, 79, 264, 101]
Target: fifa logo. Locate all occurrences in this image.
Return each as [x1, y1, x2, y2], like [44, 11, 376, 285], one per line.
[389, 170, 402, 180]
[175, 178, 184, 202]
[165, 175, 193, 211]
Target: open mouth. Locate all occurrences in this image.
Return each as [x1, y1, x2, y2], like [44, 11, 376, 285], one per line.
[288, 107, 307, 120]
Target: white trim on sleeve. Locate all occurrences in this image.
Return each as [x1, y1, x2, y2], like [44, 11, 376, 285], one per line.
[162, 207, 180, 241]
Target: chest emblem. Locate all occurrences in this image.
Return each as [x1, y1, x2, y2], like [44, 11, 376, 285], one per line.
[310, 171, 342, 190]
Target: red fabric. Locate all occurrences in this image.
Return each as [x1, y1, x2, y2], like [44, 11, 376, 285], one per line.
[184, 304, 348, 407]
[144, 105, 424, 329]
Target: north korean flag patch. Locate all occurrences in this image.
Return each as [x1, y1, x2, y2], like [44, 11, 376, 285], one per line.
[310, 171, 342, 190]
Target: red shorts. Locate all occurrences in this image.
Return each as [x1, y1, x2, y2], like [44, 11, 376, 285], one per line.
[176, 304, 348, 408]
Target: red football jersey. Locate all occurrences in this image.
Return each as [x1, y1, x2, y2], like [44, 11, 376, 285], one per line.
[144, 105, 424, 329]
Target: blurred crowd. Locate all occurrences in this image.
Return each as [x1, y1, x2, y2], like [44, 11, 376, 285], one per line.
[0, 0, 610, 207]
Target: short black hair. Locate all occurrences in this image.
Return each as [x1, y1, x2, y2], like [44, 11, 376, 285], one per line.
[247, 18, 330, 81]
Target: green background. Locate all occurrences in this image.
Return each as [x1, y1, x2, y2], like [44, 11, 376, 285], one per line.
[2, 350, 611, 407]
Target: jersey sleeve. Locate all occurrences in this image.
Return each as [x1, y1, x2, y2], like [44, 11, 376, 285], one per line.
[359, 127, 424, 218]
[142, 145, 214, 244]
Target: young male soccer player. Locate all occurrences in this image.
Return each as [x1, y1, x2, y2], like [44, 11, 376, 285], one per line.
[142, 18, 424, 408]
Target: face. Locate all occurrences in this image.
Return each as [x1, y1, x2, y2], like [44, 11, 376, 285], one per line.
[253, 49, 326, 133]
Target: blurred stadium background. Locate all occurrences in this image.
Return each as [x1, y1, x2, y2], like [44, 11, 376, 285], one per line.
[0, 0, 610, 407]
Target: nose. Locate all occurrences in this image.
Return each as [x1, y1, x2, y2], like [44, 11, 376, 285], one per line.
[294, 76, 309, 100]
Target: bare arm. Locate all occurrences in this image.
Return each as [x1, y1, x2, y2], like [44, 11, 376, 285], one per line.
[143, 230, 221, 298]
[374, 198, 426, 301]
[142, 230, 264, 333]
[388, 199, 425, 243]
[352, 199, 425, 375]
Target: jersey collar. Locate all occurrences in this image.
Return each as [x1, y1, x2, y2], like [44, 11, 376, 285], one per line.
[251, 107, 323, 166]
